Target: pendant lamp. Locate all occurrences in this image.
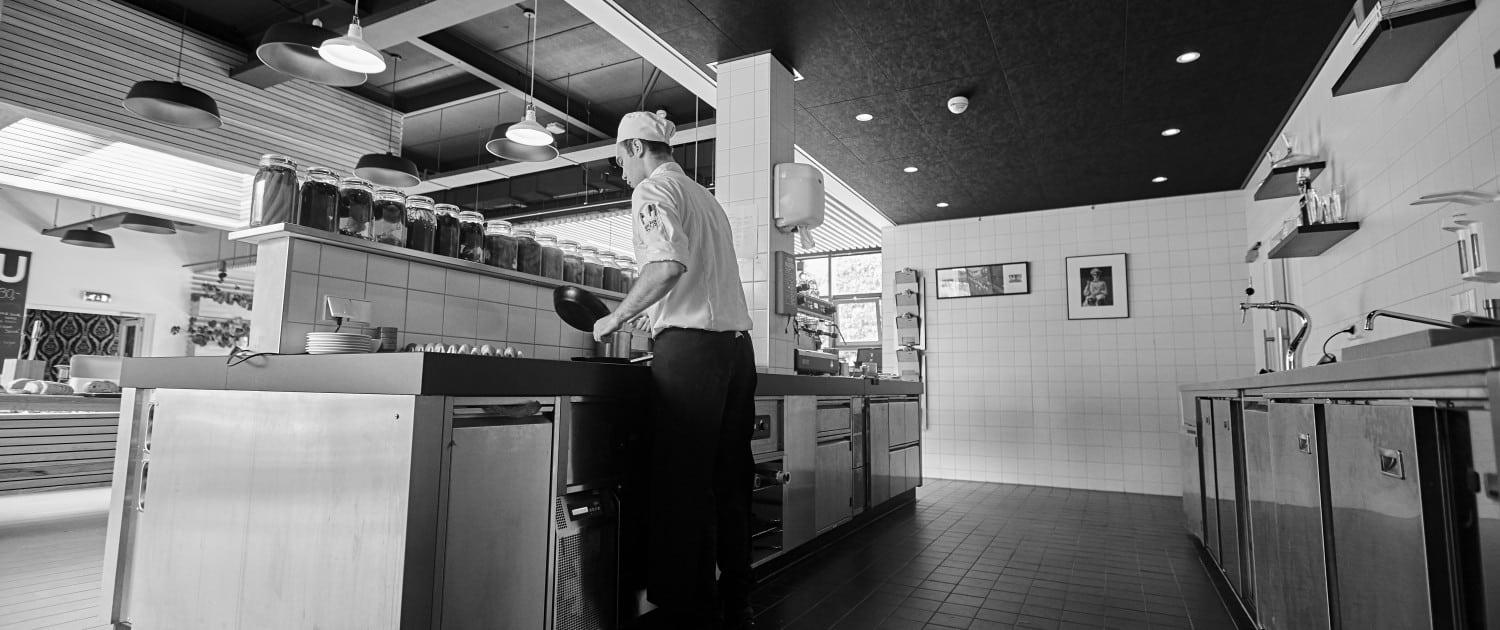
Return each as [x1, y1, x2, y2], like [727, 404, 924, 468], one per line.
[257, 20, 367, 86]
[355, 54, 420, 188]
[504, 6, 555, 148]
[319, 0, 387, 74]
[120, 213, 177, 234]
[61, 227, 115, 249]
[485, 93, 559, 163]
[123, 8, 222, 129]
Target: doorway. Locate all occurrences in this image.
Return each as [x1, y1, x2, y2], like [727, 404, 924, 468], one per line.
[18, 309, 137, 380]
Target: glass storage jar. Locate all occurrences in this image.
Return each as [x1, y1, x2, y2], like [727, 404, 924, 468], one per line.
[599, 252, 624, 293]
[404, 195, 436, 253]
[371, 188, 407, 246]
[559, 240, 584, 284]
[336, 177, 374, 240]
[537, 234, 564, 280]
[250, 154, 298, 227]
[514, 228, 541, 275]
[484, 220, 517, 270]
[296, 167, 338, 231]
[618, 256, 638, 292]
[580, 245, 605, 289]
[433, 204, 461, 258]
[458, 211, 487, 263]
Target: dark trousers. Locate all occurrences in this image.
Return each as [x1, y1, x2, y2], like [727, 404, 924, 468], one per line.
[646, 328, 757, 617]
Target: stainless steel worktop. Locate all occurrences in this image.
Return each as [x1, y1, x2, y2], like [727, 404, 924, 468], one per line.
[1180, 337, 1500, 396]
[120, 354, 923, 398]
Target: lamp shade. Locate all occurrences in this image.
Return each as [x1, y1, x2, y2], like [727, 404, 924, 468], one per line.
[257, 22, 367, 87]
[120, 213, 177, 234]
[355, 152, 421, 188]
[486, 126, 559, 163]
[123, 81, 222, 129]
[61, 227, 115, 248]
[505, 109, 553, 146]
[319, 22, 386, 74]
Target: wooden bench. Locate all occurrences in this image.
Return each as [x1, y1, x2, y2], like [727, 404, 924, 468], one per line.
[0, 411, 120, 494]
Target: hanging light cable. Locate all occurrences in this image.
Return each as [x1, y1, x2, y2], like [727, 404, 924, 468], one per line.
[355, 54, 421, 187]
[123, 5, 222, 129]
[319, 0, 387, 74]
[505, 3, 553, 147]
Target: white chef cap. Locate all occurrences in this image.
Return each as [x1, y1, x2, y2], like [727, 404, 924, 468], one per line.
[616, 110, 676, 144]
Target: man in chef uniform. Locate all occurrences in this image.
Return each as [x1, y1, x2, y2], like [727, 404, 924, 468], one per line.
[594, 111, 757, 630]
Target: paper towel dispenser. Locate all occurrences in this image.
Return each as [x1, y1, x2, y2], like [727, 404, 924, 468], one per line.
[773, 163, 825, 232]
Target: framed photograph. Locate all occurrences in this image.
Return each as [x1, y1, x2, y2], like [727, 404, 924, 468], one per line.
[935, 262, 1030, 299]
[1066, 253, 1129, 319]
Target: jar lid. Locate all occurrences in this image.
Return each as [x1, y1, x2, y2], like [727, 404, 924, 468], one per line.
[619, 256, 635, 264]
[407, 195, 435, 206]
[484, 219, 512, 234]
[578, 245, 599, 253]
[513, 228, 536, 238]
[306, 166, 338, 177]
[536, 233, 559, 244]
[258, 154, 296, 169]
[337, 176, 373, 190]
[434, 203, 459, 216]
[557, 239, 579, 248]
[458, 210, 485, 223]
[374, 187, 406, 199]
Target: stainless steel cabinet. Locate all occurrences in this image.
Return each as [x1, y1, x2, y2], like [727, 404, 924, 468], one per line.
[1200, 399, 1220, 564]
[1212, 398, 1242, 594]
[891, 445, 920, 495]
[1466, 410, 1500, 629]
[816, 399, 853, 436]
[869, 401, 890, 505]
[1246, 403, 1330, 630]
[814, 438, 852, 533]
[782, 396, 818, 550]
[1181, 396, 1205, 544]
[1325, 404, 1434, 630]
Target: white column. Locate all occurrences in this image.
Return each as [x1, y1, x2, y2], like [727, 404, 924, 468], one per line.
[716, 52, 796, 373]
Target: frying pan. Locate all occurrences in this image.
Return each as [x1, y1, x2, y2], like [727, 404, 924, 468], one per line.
[554, 285, 653, 364]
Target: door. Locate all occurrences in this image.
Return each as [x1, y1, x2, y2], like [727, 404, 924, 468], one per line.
[814, 438, 852, 533]
[1182, 395, 1205, 544]
[116, 317, 146, 357]
[1212, 398, 1241, 593]
[1202, 399, 1220, 563]
[1466, 410, 1500, 629]
[1325, 403, 1433, 630]
[869, 401, 891, 506]
[1243, 401, 1272, 622]
[1266, 403, 1331, 630]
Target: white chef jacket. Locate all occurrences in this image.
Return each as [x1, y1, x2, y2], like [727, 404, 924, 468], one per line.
[632, 162, 753, 337]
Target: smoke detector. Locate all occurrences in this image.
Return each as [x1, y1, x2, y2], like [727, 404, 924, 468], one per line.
[947, 96, 969, 114]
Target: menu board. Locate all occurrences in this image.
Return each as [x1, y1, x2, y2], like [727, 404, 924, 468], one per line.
[0, 248, 32, 360]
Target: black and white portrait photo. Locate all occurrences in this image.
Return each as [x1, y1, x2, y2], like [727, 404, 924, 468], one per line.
[1066, 254, 1129, 319]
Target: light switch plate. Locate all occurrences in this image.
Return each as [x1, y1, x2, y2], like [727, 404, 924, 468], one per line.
[324, 296, 372, 324]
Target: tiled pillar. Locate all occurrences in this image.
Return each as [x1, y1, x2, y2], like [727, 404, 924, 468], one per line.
[716, 52, 796, 373]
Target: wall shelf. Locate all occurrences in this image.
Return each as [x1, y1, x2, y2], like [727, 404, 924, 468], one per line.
[1253, 160, 1325, 201]
[1267, 222, 1360, 259]
[1333, 0, 1475, 97]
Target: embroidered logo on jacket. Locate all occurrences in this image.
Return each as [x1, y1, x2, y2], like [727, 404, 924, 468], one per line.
[639, 203, 661, 233]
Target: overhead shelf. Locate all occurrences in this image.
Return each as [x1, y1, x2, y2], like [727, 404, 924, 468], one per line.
[1254, 160, 1326, 201]
[1267, 222, 1360, 259]
[1333, 0, 1475, 97]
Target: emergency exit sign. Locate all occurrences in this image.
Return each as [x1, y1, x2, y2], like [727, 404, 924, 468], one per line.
[82, 291, 111, 303]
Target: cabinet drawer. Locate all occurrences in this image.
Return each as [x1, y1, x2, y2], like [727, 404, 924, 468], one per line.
[890, 400, 919, 446]
[816, 400, 852, 436]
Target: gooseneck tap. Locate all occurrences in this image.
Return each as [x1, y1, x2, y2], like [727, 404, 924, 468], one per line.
[1240, 301, 1312, 371]
[1362, 309, 1458, 331]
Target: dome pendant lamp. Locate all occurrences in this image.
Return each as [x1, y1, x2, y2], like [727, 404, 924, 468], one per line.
[504, 6, 555, 148]
[319, 0, 387, 74]
[123, 7, 222, 129]
[257, 19, 367, 86]
[61, 226, 115, 249]
[355, 54, 420, 188]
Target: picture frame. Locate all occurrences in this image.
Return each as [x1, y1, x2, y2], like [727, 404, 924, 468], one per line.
[1066, 253, 1129, 319]
[935, 262, 1030, 299]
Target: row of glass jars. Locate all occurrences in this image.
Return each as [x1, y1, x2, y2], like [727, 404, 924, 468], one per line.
[249, 154, 638, 293]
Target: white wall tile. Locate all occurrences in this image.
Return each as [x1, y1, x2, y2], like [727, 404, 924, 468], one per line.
[314, 276, 365, 324]
[445, 269, 480, 299]
[289, 240, 321, 274]
[507, 306, 537, 343]
[408, 262, 446, 293]
[365, 283, 407, 330]
[405, 290, 445, 335]
[442, 296, 479, 338]
[479, 276, 510, 303]
[318, 245, 367, 281]
[285, 272, 319, 325]
[367, 256, 408, 288]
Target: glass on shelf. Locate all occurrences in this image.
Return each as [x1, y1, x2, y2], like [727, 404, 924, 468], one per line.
[433, 204, 461, 258]
[599, 252, 624, 293]
[404, 195, 436, 253]
[558, 239, 584, 284]
[296, 166, 338, 232]
[484, 219, 517, 270]
[579, 245, 605, 289]
[372, 188, 407, 246]
[515, 228, 541, 275]
[537, 234, 564, 280]
[1330, 188, 1345, 223]
[336, 177, 374, 240]
[457, 211, 487, 263]
[250, 154, 298, 227]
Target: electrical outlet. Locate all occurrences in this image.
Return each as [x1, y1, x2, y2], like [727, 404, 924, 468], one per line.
[324, 296, 372, 324]
[1453, 288, 1479, 315]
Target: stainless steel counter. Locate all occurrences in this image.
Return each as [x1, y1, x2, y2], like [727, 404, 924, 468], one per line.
[1180, 337, 1500, 397]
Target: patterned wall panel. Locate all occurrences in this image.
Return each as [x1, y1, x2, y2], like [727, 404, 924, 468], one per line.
[20, 309, 121, 379]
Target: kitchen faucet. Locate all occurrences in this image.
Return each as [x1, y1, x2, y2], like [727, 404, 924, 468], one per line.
[1362, 309, 1458, 331]
[1240, 301, 1311, 371]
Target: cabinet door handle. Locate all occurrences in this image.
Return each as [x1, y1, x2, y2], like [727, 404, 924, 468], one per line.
[1378, 448, 1405, 480]
[1298, 433, 1312, 454]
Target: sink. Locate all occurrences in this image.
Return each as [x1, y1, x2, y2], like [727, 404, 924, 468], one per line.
[1342, 328, 1500, 361]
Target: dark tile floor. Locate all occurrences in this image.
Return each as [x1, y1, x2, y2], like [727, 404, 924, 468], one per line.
[749, 480, 1237, 630]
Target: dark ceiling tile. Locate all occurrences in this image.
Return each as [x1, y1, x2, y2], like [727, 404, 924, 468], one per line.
[1124, 0, 1258, 42]
[1006, 49, 1125, 138]
[655, 25, 746, 75]
[1118, 24, 1259, 122]
[863, 18, 1001, 90]
[615, 0, 708, 34]
[499, 24, 641, 81]
[805, 97, 933, 163]
[835, 0, 991, 45]
[897, 72, 1021, 153]
[981, 0, 1126, 69]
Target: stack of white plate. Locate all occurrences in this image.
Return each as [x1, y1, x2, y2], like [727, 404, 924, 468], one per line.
[305, 332, 375, 355]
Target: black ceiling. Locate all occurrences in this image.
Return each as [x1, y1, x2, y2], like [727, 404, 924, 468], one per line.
[614, 0, 1352, 224]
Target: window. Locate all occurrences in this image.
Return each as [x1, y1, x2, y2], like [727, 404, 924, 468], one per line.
[798, 250, 882, 349]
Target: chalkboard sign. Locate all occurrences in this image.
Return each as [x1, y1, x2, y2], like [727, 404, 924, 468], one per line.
[0, 248, 32, 360]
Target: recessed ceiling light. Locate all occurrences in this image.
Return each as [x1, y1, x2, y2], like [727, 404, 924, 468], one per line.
[855, 113, 874, 122]
[903, 166, 919, 173]
[936, 202, 950, 208]
[1161, 127, 1181, 136]
[1176, 51, 1201, 64]
[1152, 176, 1168, 183]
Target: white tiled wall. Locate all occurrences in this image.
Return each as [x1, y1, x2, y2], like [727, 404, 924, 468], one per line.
[882, 192, 1253, 495]
[1245, 3, 1500, 354]
[277, 239, 601, 359]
